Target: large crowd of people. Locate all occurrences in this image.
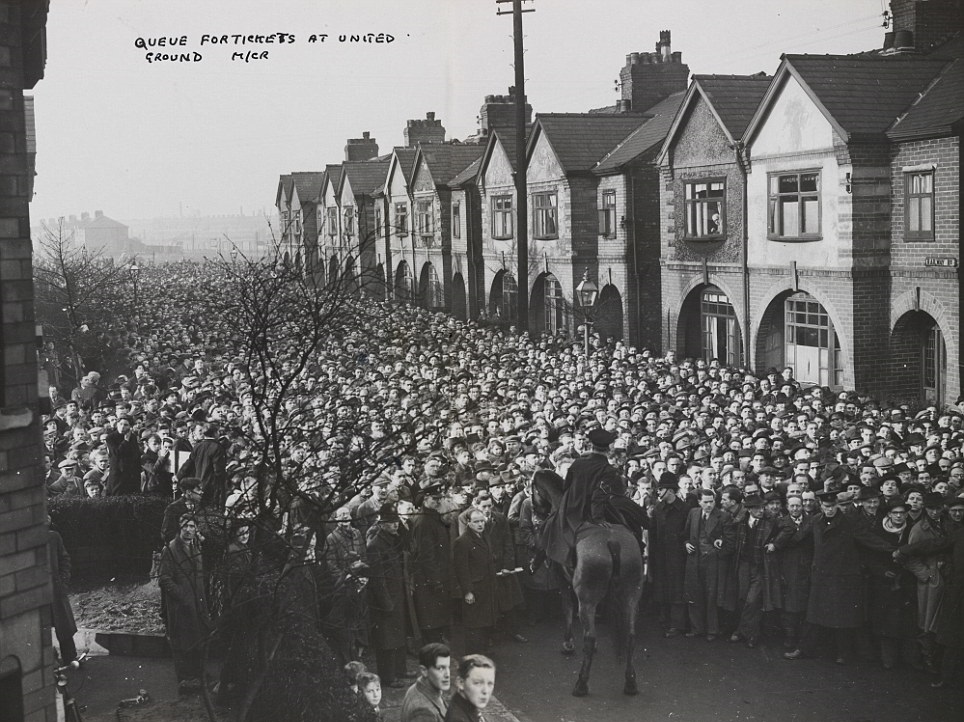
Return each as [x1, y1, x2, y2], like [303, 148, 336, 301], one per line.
[43, 261, 964, 707]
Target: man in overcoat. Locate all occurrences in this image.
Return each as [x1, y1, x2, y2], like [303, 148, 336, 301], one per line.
[649, 471, 690, 636]
[453, 508, 498, 651]
[683, 488, 735, 640]
[367, 505, 412, 687]
[159, 514, 212, 691]
[784, 490, 893, 664]
[409, 486, 453, 643]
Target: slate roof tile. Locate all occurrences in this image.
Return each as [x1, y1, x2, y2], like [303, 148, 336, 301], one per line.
[533, 114, 650, 173]
[694, 74, 772, 139]
[594, 92, 686, 173]
[888, 57, 964, 139]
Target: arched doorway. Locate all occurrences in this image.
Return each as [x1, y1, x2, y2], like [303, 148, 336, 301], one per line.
[328, 255, 339, 287]
[529, 272, 570, 336]
[419, 262, 443, 310]
[394, 261, 413, 302]
[891, 311, 947, 405]
[489, 271, 517, 325]
[452, 273, 468, 320]
[595, 284, 624, 343]
[757, 291, 843, 388]
[679, 285, 743, 365]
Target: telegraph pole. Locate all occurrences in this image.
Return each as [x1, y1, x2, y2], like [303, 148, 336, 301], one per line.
[497, 0, 533, 332]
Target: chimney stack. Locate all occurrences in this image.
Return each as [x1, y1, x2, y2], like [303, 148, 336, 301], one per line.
[620, 30, 689, 112]
[478, 86, 533, 136]
[404, 112, 446, 147]
[345, 132, 379, 161]
[81, 212, 90, 221]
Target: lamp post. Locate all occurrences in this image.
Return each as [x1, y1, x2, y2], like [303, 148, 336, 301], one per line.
[129, 262, 140, 313]
[575, 268, 598, 358]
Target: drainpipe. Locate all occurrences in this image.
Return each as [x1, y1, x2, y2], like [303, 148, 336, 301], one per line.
[736, 140, 750, 370]
[628, 170, 639, 348]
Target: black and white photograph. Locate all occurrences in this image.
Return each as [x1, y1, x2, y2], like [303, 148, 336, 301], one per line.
[1, 1, 963, 720]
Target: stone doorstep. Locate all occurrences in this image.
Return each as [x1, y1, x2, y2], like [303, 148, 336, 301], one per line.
[72, 628, 169, 658]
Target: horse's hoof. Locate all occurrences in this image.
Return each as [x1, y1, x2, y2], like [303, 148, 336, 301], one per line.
[572, 683, 589, 697]
[624, 682, 639, 696]
[561, 642, 575, 656]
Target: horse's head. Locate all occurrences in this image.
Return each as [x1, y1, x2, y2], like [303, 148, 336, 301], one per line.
[531, 468, 564, 517]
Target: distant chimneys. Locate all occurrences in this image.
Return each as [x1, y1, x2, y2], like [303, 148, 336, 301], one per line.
[619, 30, 689, 113]
[345, 131, 379, 161]
[479, 86, 533, 137]
[404, 112, 446, 147]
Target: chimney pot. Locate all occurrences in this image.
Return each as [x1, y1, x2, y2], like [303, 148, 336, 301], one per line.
[894, 29, 914, 51]
[81, 212, 90, 220]
[362, 131, 370, 139]
[426, 112, 435, 120]
[882, 31, 895, 52]
[95, 210, 103, 218]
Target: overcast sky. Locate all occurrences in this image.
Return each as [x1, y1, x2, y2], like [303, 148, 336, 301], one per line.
[31, 0, 887, 221]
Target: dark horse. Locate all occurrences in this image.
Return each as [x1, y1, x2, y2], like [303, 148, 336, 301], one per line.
[531, 468, 644, 697]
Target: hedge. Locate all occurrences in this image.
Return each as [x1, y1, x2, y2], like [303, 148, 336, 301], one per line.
[49, 495, 168, 586]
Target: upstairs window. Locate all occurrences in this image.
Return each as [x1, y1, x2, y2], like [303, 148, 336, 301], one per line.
[416, 200, 433, 239]
[598, 190, 617, 238]
[768, 171, 820, 240]
[342, 206, 355, 237]
[684, 180, 725, 240]
[326, 207, 338, 236]
[905, 170, 934, 241]
[491, 195, 513, 240]
[394, 202, 408, 236]
[532, 192, 558, 240]
[452, 201, 461, 239]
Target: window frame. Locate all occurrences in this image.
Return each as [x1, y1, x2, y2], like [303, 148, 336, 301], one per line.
[394, 202, 409, 237]
[326, 206, 338, 237]
[683, 178, 726, 241]
[452, 201, 461, 239]
[416, 199, 433, 240]
[342, 206, 355, 237]
[767, 170, 822, 241]
[904, 170, 935, 241]
[598, 189, 617, 238]
[532, 191, 559, 240]
[491, 194, 514, 240]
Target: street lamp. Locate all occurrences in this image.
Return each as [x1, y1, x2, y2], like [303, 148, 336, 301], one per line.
[575, 268, 598, 357]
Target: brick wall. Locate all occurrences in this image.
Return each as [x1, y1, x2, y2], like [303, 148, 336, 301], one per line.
[0, 2, 53, 720]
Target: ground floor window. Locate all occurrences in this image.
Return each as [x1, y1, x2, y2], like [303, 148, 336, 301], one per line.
[784, 293, 842, 387]
[701, 288, 742, 365]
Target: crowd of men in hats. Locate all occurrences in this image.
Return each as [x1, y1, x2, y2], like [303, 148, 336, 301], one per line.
[41, 261, 964, 698]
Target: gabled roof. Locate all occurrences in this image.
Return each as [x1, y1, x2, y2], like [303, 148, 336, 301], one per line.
[339, 159, 392, 199]
[322, 164, 343, 201]
[383, 147, 418, 197]
[594, 92, 686, 174]
[275, 174, 292, 207]
[888, 58, 964, 140]
[451, 156, 482, 187]
[745, 54, 950, 144]
[694, 74, 772, 140]
[289, 172, 326, 205]
[413, 144, 486, 189]
[526, 114, 646, 174]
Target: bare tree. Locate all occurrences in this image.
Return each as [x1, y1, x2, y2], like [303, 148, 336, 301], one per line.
[33, 219, 136, 387]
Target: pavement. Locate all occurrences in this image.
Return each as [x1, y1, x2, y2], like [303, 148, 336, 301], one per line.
[61, 628, 522, 722]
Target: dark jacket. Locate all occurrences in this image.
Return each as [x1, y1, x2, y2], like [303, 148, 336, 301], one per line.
[176, 438, 227, 509]
[409, 508, 452, 631]
[452, 528, 498, 629]
[683, 506, 735, 607]
[804, 510, 893, 628]
[105, 429, 142, 496]
[401, 676, 448, 722]
[48, 530, 77, 639]
[901, 525, 964, 649]
[774, 514, 813, 614]
[367, 525, 408, 651]
[650, 495, 689, 604]
[444, 691, 484, 722]
[158, 536, 211, 652]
